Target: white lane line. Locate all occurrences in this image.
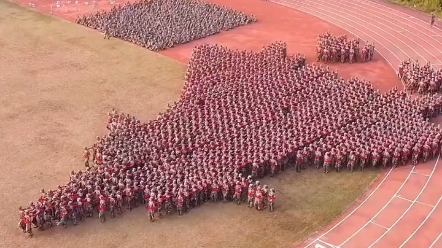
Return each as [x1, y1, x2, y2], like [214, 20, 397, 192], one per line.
[336, 165, 415, 247]
[366, 155, 440, 248]
[429, 232, 442, 248]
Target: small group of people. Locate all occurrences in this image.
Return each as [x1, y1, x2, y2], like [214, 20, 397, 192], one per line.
[316, 32, 375, 63]
[75, 0, 256, 51]
[399, 59, 442, 95]
[20, 42, 442, 237]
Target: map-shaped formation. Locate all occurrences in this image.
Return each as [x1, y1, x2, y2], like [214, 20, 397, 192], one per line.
[19, 42, 442, 236]
[75, 0, 257, 51]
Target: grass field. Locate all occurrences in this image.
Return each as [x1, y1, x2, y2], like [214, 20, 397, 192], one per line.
[0, 1, 379, 247]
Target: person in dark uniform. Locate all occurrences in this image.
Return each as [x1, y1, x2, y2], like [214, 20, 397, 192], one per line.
[431, 12, 436, 27]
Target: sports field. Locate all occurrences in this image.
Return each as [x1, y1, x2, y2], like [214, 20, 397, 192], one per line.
[0, 1, 380, 247]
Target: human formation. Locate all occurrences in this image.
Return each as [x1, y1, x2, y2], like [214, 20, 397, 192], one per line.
[75, 0, 257, 51]
[316, 32, 375, 63]
[18, 42, 442, 237]
[413, 94, 442, 119]
[399, 59, 442, 95]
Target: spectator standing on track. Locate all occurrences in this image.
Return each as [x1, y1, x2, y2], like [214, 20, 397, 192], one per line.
[430, 12, 436, 27]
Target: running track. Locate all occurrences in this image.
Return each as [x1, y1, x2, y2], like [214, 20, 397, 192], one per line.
[268, 0, 442, 247]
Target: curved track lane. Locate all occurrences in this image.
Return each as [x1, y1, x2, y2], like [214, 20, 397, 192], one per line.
[268, 0, 442, 247]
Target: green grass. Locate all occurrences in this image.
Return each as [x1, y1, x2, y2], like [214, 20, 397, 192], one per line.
[390, 0, 442, 18]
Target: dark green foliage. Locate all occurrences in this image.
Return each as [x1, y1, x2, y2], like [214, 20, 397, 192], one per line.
[392, 0, 442, 17]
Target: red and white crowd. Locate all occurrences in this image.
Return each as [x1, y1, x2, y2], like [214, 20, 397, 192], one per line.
[18, 42, 442, 237]
[399, 59, 442, 95]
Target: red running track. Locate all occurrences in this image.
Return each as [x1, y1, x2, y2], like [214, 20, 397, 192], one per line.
[268, 0, 442, 247]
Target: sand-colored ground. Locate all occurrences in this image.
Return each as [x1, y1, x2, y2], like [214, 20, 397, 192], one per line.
[0, 2, 379, 248]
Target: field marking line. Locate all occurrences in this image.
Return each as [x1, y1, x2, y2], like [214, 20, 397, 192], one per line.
[316, 239, 341, 248]
[395, 195, 415, 203]
[395, 195, 435, 208]
[369, 220, 391, 230]
[400, 196, 442, 247]
[411, 171, 430, 177]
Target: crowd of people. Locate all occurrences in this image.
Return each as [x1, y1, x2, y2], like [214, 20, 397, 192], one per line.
[75, 0, 256, 51]
[413, 94, 442, 119]
[316, 32, 375, 63]
[18, 42, 442, 237]
[399, 59, 442, 95]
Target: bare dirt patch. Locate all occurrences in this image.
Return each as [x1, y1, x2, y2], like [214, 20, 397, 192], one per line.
[0, 2, 378, 248]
